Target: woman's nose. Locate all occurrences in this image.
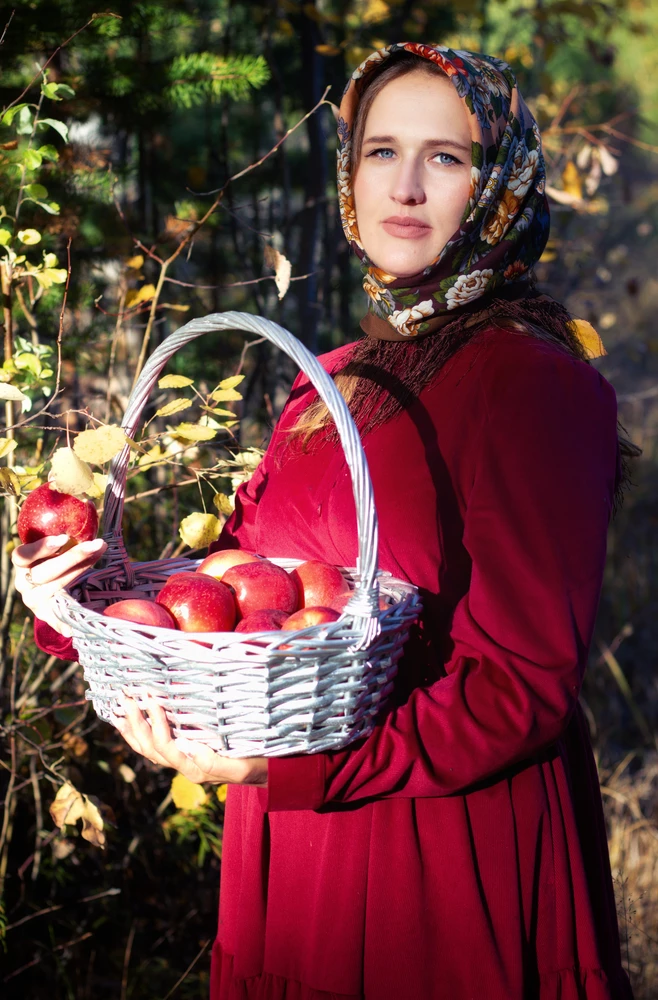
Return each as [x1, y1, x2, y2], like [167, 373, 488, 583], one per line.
[391, 159, 426, 205]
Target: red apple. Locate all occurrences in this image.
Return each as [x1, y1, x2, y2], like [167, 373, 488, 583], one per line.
[17, 482, 98, 545]
[222, 560, 298, 619]
[281, 606, 340, 631]
[102, 599, 178, 629]
[289, 560, 350, 609]
[234, 608, 290, 633]
[196, 548, 260, 581]
[156, 572, 236, 632]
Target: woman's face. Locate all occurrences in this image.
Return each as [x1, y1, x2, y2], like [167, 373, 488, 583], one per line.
[353, 70, 472, 278]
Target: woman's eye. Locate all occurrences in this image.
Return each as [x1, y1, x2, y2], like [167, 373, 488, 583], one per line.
[368, 148, 396, 160]
[434, 152, 459, 166]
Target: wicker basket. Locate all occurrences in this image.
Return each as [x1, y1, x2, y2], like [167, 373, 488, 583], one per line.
[52, 313, 422, 756]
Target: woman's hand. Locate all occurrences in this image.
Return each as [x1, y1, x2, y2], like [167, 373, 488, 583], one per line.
[12, 535, 107, 637]
[116, 692, 268, 787]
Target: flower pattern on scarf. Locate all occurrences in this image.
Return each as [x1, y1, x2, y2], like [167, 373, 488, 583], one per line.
[337, 42, 550, 336]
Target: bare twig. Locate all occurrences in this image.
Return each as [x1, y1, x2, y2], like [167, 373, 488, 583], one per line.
[120, 919, 137, 1000]
[54, 236, 73, 398]
[5, 886, 121, 931]
[163, 270, 316, 291]
[162, 939, 211, 1000]
[1, 14, 120, 117]
[0, 9, 15, 46]
[29, 755, 43, 881]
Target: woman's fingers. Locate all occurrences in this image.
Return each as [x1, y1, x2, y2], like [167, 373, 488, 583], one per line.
[21, 538, 106, 587]
[11, 534, 72, 567]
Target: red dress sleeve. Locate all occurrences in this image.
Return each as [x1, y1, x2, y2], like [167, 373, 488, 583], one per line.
[266, 346, 620, 810]
[34, 619, 77, 661]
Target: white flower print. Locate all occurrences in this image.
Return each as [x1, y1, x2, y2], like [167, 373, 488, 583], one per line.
[387, 299, 435, 336]
[445, 270, 494, 310]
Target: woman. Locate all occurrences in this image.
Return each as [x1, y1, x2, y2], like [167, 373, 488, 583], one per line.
[14, 43, 635, 1000]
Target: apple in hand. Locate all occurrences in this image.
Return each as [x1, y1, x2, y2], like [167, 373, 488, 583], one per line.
[156, 572, 236, 632]
[17, 482, 98, 545]
[196, 548, 260, 581]
[234, 609, 290, 633]
[103, 599, 178, 629]
[222, 560, 298, 619]
[289, 560, 350, 609]
[281, 606, 340, 630]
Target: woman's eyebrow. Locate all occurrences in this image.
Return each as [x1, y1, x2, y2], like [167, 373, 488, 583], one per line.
[363, 134, 471, 154]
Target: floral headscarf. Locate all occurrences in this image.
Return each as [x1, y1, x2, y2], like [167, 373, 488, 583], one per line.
[338, 42, 550, 337]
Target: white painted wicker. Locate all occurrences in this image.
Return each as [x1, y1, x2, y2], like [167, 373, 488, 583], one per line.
[52, 313, 422, 756]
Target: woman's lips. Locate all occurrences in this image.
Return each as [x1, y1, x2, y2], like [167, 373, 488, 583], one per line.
[381, 217, 432, 239]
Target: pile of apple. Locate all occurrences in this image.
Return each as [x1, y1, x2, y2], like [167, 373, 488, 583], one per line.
[16, 483, 353, 636]
[104, 550, 353, 635]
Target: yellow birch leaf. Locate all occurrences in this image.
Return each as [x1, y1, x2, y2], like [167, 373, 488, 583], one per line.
[161, 303, 190, 312]
[49, 782, 106, 848]
[50, 447, 94, 496]
[138, 444, 168, 468]
[171, 772, 209, 811]
[85, 472, 109, 498]
[126, 254, 144, 269]
[213, 492, 234, 516]
[179, 512, 221, 548]
[158, 374, 194, 389]
[218, 374, 245, 391]
[171, 423, 217, 442]
[561, 162, 582, 200]
[263, 245, 292, 300]
[568, 319, 607, 359]
[201, 405, 236, 418]
[0, 468, 21, 494]
[50, 782, 85, 828]
[125, 283, 156, 308]
[0, 437, 17, 459]
[156, 397, 192, 418]
[0, 383, 28, 402]
[216, 784, 228, 803]
[73, 425, 128, 464]
[210, 388, 242, 402]
[17, 228, 41, 245]
[16, 474, 43, 492]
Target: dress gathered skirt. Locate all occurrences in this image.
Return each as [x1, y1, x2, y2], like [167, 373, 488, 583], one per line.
[35, 326, 635, 999]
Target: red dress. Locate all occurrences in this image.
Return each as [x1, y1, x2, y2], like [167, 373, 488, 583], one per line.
[36, 325, 634, 1000]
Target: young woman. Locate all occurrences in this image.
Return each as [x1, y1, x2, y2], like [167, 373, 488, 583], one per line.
[14, 43, 635, 1000]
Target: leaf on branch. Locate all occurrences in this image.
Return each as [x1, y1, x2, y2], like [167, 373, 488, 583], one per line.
[161, 302, 190, 312]
[75, 427, 127, 465]
[126, 254, 144, 270]
[138, 445, 168, 469]
[568, 319, 607, 359]
[216, 784, 228, 803]
[171, 773, 208, 811]
[0, 103, 30, 127]
[264, 245, 292, 300]
[50, 447, 95, 496]
[598, 146, 619, 177]
[201, 405, 235, 418]
[73, 426, 128, 465]
[26, 252, 67, 288]
[171, 422, 217, 442]
[213, 492, 234, 516]
[210, 388, 242, 402]
[156, 397, 192, 418]
[49, 782, 106, 849]
[0, 468, 21, 495]
[17, 229, 42, 245]
[179, 512, 221, 549]
[85, 472, 109, 499]
[218, 374, 245, 391]
[158, 374, 194, 389]
[561, 161, 582, 199]
[125, 283, 156, 308]
[37, 118, 69, 142]
[0, 438, 17, 459]
[0, 383, 28, 402]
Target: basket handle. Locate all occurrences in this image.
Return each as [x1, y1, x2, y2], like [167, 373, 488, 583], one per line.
[102, 312, 381, 621]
